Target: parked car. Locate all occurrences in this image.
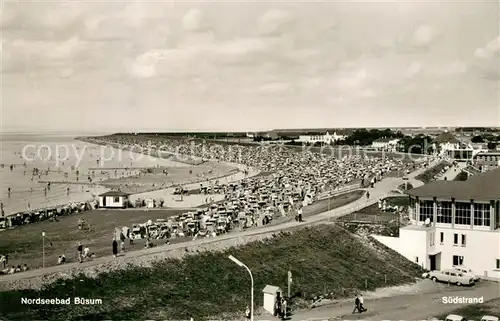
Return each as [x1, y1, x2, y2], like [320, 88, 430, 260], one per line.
[445, 315, 467, 321]
[481, 316, 499, 321]
[428, 269, 475, 285]
[453, 266, 479, 281]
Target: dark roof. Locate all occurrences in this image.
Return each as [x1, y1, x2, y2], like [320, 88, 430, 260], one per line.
[434, 132, 461, 144]
[475, 151, 500, 156]
[406, 167, 500, 201]
[99, 191, 130, 197]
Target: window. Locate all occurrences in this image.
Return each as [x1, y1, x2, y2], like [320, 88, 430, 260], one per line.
[440, 232, 444, 244]
[474, 203, 491, 226]
[430, 232, 435, 246]
[419, 200, 434, 222]
[415, 257, 419, 263]
[461, 234, 466, 246]
[114, 197, 120, 203]
[453, 255, 464, 266]
[496, 259, 500, 270]
[436, 201, 452, 224]
[453, 233, 458, 245]
[455, 202, 471, 225]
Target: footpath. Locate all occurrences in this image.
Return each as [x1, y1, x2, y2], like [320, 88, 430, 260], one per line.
[257, 281, 499, 321]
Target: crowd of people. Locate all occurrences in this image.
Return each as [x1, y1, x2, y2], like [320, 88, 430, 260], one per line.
[90, 135, 417, 220]
[0, 254, 29, 275]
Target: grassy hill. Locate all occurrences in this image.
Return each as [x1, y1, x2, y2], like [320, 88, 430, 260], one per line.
[0, 225, 423, 321]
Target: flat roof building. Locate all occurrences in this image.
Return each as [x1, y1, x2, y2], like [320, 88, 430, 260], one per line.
[373, 168, 500, 281]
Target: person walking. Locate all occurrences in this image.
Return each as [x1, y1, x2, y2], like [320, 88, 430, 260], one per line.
[112, 239, 118, 258]
[282, 297, 288, 319]
[359, 294, 366, 312]
[77, 242, 83, 263]
[352, 294, 361, 314]
[244, 306, 250, 321]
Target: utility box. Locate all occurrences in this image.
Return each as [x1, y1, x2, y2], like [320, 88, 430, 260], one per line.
[262, 285, 283, 315]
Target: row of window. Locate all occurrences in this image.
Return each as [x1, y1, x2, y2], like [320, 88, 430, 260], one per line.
[475, 155, 500, 162]
[416, 256, 500, 270]
[431, 232, 467, 246]
[452, 257, 500, 270]
[418, 201, 491, 226]
[418, 256, 500, 270]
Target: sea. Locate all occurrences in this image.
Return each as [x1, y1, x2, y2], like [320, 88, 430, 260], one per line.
[0, 132, 185, 216]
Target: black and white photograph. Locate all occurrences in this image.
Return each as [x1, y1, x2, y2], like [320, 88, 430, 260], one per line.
[0, 0, 499, 320]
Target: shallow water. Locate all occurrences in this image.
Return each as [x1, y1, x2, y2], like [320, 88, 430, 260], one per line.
[0, 134, 187, 215]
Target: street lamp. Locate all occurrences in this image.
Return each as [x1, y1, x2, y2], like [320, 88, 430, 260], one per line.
[42, 231, 46, 268]
[228, 255, 254, 321]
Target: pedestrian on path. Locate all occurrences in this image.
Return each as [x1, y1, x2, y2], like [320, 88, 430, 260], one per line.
[352, 294, 361, 314]
[77, 242, 83, 263]
[245, 306, 250, 321]
[359, 294, 366, 312]
[112, 239, 118, 258]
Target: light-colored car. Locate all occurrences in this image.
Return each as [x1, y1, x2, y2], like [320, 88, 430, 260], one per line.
[445, 314, 467, 321]
[428, 269, 475, 286]
[453, 266, 479, 281]
[481, 316, 499, 321]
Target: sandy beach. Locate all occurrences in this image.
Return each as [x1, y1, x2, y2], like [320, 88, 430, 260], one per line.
[1, 137, 238, 216]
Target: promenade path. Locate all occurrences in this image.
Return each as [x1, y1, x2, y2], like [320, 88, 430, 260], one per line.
[0, 161, 437, 284]
[255, 281, 499, 321]
[438, 162, 467, 181]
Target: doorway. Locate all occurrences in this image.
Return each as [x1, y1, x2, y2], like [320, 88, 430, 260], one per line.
[429, 253, 441, 271]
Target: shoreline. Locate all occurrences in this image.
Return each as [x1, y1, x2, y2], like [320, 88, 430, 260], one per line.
[1, 137, 258, 218]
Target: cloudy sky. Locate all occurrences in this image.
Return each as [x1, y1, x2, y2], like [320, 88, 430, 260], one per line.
[1, 0, 499, 132]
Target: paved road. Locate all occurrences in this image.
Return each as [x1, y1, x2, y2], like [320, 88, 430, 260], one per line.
[0, 162, 437, 284]
[256, 281, 499, 321]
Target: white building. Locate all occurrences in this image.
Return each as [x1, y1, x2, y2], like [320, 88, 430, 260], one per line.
[433, 132, 476, 161]
[297, 131, 346, 144]
[373, 168, 500, 281]
[98, 191, 130, 209]
[371, 138, 400, 151]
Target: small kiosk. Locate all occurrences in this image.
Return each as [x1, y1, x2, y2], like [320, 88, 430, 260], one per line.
[262, 285, 283, 315]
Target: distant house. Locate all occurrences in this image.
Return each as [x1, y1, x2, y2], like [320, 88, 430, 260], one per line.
[297, 131, 347, 144]
[473, 151, 500, 171]
[371, 138, 400, 151]
[98, 191, 130, 209]
[433, 131, 475, 161]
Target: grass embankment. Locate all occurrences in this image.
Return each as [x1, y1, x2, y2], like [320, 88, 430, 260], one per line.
[415, 161, 451, 184]
[0, 225, 423, 321]
[334, 196, 408, 237]
[0, 190, 363, 271]
[454, 171, 469, 181]
[435, 297, 500, 320]
[0, 209, 187, 270]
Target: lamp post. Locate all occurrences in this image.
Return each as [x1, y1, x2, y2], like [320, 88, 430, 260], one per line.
[229, 255, 254, 321]
[42, 231, 46, 268]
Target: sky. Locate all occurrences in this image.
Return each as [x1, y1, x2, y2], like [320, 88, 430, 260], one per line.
[1, 0, 499, 133]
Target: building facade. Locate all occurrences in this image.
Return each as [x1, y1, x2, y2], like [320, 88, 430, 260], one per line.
[371, 138, 400, 152]
[472, 151, 500, 171]
[433, 132, 476, 161]
[98, 191, 130, 209]
[373, 169, 500, 281]
[297, 132, 346, 144]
